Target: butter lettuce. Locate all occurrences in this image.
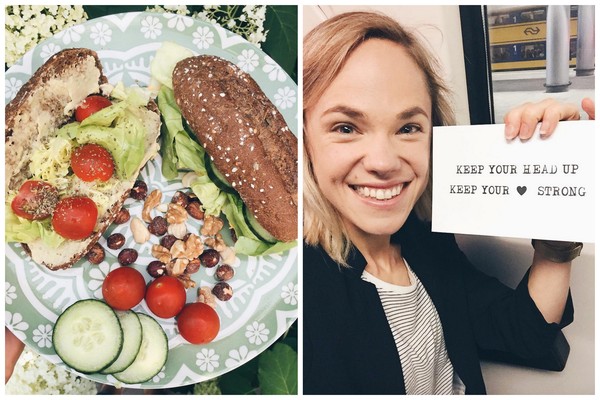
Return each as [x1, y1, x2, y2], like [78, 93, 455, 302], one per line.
[5, 205, 64, 248]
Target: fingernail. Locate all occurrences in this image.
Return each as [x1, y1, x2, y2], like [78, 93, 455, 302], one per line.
[518, 122, 529, 139]
[505, 124, 516, 139]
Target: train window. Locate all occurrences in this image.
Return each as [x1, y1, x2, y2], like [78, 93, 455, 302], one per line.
[460, 5, 594, 125]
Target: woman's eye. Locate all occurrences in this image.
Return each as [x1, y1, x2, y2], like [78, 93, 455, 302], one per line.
[333, 124, 355, 134]
[399, 124, 422, 134]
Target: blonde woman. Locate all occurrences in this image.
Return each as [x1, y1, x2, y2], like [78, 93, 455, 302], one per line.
[303, 11, 589, 395]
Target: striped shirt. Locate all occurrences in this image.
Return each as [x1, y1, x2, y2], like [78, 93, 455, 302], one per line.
[362, 263, 465, 395]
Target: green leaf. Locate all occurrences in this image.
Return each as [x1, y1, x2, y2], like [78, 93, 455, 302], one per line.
[263, 6, 298, 83]
[258, 343, 298, 394]
[219, 357, 259, 395]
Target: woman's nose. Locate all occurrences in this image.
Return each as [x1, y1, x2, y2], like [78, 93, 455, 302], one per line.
[361, 135, 402, 176]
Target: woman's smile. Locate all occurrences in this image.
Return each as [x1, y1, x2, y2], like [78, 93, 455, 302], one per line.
[352, 183, 405, 201]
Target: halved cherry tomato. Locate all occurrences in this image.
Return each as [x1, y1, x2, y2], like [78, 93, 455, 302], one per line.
[177, 302, 220, 344]
[145, 276, 186, 319]
[52, 196, 98, 240]
[11, 180, 58, 220]
[75, 95, 112, 122]
[71, 143, 115, 182]
[102, 267, 146, 310]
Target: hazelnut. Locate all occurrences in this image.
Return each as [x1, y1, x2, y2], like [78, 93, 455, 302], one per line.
[215, 264, 235, 281]
[130, 180, 148, 200]
[106, 233, 126, 250]
[147, 261, 166, 278]
[186, 201, 204, 220]
[199, 249, 220, 268]
[86, 243, 105, 264]
[212, 282, 233, 301]
[160, 234, 178, 250]
[148, 216, 168, 236]
[185, 258, 201, 274]
[113, 208, 130, 224]
[171, 191, 190, 208]
[118, 248, 138, 266]
[229, 227, 238, 243]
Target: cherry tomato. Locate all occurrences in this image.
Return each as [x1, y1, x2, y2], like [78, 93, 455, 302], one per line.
[102, 267, 146, 310]
[75, 95, 112, 122]
[71, 143, 115, 182]
[52, 196, 98, 240]
[11, 180, 58, 220]
[177, 302, 220, 344]
[145, 276, 186, 319]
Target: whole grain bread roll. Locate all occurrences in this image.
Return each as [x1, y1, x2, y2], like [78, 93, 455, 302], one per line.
[5, 48, 161, 270]
[172, 55, 297, 243]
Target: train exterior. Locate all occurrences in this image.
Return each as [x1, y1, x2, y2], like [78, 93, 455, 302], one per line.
[488, 6, 578, 71]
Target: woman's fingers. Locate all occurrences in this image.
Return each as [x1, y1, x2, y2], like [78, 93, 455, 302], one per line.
[582, 98, 595, 120]
[504, 98, 580, 140]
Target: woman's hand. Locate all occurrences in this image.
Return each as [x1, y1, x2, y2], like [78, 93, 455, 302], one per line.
[504, 98, 581, 140]
[5, 327, 25, 383]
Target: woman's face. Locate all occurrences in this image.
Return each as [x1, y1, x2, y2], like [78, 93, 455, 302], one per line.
[305, 39, 432, 239]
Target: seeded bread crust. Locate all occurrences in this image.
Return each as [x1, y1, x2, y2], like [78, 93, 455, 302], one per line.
[6, 48, 161, 270]
[172, 55, 298, 242]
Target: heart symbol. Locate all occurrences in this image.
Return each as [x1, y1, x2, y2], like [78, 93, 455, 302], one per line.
[517, 186, 527, 195]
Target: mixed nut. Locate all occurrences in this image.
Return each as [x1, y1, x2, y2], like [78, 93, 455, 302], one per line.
[86, 180, 237, 305]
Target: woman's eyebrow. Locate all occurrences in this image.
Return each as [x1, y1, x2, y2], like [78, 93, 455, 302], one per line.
[322, 105, 366, 120]
[396, 106, 430, 120]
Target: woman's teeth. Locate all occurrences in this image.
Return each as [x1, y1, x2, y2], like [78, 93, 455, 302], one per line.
[354, 184, 404, 200]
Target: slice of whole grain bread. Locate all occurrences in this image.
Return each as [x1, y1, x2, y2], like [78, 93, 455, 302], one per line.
[172, 55, 298, 242]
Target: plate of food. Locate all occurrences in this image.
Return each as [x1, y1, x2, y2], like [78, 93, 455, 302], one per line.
[5, 11, 298, 389]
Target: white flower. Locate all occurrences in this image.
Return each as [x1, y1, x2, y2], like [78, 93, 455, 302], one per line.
[32, 324, 53, 348]
[6, 312, 28, 340]
[141, 15, 162, 39]
[39, 43, 61, 62]
[196, 348, 219, 372]
[225, 345, 257, 368]
[281, 282, 298, 306]
[245, 321, 270, 345]
[55, 24, 85, 45]
[262, 56, 286, 82]
[5, 282, 18, 305]
[89, 22, 112, 46]
[274, 87, 297, 110]
[237, 49, 259, 72]
[165, 13, 193, 32]
[192, 26, 215, 50]
[6, 347, 97, 394]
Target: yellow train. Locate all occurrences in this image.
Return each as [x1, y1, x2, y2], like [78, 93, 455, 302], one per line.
[487, 6, 578, 71]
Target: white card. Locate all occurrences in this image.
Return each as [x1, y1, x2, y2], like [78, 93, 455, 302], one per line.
[432, 120, 595, 243]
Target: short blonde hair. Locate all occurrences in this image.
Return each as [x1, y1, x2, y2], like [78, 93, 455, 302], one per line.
[303, 11, 456, 265]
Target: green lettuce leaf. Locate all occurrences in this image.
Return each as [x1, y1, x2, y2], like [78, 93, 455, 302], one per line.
[5, 205, 64, 248]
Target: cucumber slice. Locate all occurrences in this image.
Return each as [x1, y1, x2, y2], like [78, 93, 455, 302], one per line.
[113, 313, 168, 384]
[243, 204, 278, 244]
[205, 152, 237, 194]
[53, 299, 123, 374]
[101, 311, 142, 374]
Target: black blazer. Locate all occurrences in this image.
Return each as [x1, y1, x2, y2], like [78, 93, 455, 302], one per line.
[303, 213, 573, 394]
